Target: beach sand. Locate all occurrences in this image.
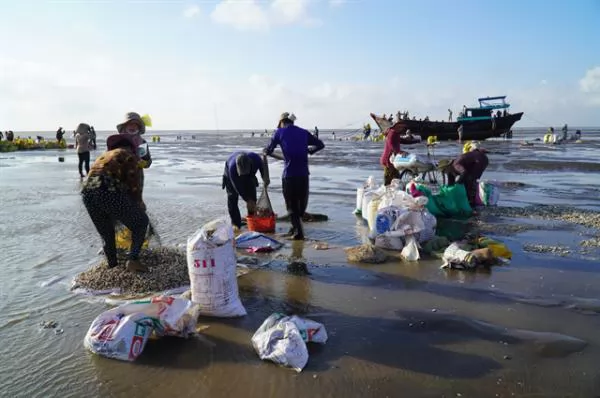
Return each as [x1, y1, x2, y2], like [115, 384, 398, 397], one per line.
[2, 128, 600, 397]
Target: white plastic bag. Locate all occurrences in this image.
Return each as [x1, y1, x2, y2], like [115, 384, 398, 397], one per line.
[401, 235, 420, 261]
[441, 243, 476, 269]
[374, 233, 405, 251]
[251, 313, 328, 373]
[416, 211, 437, 243]
[355, 187, 364, 213]
[187, 217, 247, 317]
[84, 296, 197, 362]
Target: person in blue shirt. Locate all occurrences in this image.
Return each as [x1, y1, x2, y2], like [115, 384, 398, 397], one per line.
[223, 151, 269, 229]
[264, 112, 325, 240]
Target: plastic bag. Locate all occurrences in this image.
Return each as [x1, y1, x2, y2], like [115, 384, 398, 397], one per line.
[251, 313, 328, 372]
[441, 242, 476, 269]
[401, 235, 420, 261]
[235, 231, 283, 252]
[186, 217, 247, 317]
[475, 181, 500, 206]
[375, 234, 405, 251]
[84, 296, 197, 362]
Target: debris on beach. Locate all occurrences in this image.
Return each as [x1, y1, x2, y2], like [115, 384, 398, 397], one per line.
[40, 320, 58, 329]
[523, 244, 571, 256]
[345, 244, 388, 264]
[313, 242, 329, 250]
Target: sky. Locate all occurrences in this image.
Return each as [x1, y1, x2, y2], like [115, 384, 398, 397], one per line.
[0, 0, 599, 131]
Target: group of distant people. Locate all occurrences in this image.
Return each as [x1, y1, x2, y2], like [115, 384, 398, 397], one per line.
[0, 131, 15, 141]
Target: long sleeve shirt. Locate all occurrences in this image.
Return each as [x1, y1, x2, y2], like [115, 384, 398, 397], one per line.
[224, 151, 265, 199]
[452, 149, 489, 180]
[264, 125, 325, 178]
[87, 148, 143, 205]
[380, 128, 402, 167]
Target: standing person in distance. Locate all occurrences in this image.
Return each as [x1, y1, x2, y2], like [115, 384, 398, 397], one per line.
[264, 112, 325, 240]
[75, 123, 91, 178]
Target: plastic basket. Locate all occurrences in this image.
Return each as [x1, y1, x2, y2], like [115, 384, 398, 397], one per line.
[246, 215, 276, 233]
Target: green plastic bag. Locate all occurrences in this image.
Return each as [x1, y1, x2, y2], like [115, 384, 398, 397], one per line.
[412, 183, 472, 218]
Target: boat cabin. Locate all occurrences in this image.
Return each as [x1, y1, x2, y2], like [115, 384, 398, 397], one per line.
[457, 96, 511, 122]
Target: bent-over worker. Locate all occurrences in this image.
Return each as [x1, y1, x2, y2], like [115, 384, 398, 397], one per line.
[222, 151, 269, 229]
[81, 134, 149, 272]
[439, 142, 489, 206]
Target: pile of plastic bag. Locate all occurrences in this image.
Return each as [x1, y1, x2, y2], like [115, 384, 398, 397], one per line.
[354, 177, 437, 259]
[251, 313, 328, 372]
[84, 296, 198, 362]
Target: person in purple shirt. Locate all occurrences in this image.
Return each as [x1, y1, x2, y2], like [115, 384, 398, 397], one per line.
[223, 151, 269, 229]
[264, 112, 325, 240]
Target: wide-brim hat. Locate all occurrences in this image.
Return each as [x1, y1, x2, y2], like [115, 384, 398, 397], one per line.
[107, 134, 138, 151]
[116, 112, 146, 135]
[436, 158, 454, 171]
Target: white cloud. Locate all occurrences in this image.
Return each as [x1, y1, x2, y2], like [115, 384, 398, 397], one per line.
[329, 0, 346, 7]
[579, 66, 600, 105]
[183, 5, 201, 18]
[1, 51, 599, 131]
[210, 0, 318, 31]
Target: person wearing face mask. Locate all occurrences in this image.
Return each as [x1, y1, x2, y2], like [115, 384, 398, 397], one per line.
[117, 112, 152, 194]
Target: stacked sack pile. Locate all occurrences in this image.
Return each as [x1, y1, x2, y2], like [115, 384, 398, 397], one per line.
[355, 177, 437, 261]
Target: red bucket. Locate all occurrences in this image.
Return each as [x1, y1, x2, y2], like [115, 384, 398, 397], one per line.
[246, 214, 276, 233]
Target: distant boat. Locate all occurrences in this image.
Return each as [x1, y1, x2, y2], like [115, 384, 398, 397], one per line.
[371, 96, 523, 141]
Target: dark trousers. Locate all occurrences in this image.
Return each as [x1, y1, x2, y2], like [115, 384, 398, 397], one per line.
[223, 169, 257, 228]
[282, 176, 309, 234]
[383, 165, 400, 186]
[78, 151, 90, 176]
[82, 182, 149, 267]
[448, 173, 477, 206]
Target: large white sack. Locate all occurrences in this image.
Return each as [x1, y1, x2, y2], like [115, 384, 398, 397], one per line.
[84, 296, 197, 362]
[251, 313, 328, 373]
[187, 218, 247, 317]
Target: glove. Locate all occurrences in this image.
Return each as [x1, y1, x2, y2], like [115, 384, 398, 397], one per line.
[139, 201, 147, 212]
[138, 160, 148, 169]
[263, 178, 270, 187]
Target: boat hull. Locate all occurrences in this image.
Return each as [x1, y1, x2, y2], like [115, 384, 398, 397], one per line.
[370, 112, 523, 141]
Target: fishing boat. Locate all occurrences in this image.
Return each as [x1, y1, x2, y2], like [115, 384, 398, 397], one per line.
[371, 96, 523, 141]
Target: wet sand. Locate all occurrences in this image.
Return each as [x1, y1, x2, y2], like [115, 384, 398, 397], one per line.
[2, 129, 600, 397]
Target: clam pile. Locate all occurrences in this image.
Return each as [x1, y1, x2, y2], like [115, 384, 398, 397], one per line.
[73, 247, 189, 294]
[480, 205, 600, 230]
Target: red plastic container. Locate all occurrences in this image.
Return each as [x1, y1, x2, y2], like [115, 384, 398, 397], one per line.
[247, 214, 276, 233]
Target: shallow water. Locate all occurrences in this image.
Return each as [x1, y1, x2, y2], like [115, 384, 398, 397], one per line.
[2, 128, 600, 397]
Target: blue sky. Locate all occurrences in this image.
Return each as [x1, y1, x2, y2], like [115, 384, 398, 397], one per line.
[0, 0, 599, 130]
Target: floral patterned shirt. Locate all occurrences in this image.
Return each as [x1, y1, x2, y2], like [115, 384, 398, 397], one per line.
[84, 148, 143, 205]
